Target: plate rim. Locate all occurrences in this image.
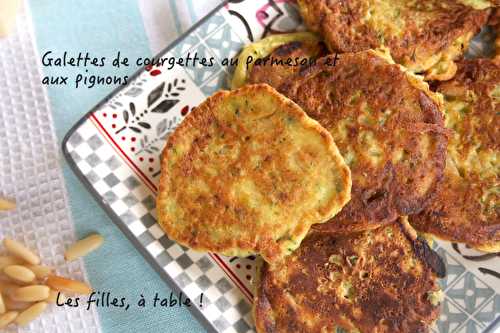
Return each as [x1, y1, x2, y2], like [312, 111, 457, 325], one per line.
[62, 2, 229, 332]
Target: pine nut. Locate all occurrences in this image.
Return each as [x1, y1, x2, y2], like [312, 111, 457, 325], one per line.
[46, 289, 65, 304]
[0, 282, 19, 298]
[0, 293, 5, 314]
[3, 297, 31, 311]
[0, 311, 18, 329]
[46, 275, 92, 295]
[3, 265, 36, 284]
[11, 285, 49, 302]
[15, 302, 47, 326]
[64, 234, 104, 261]
[26, 265, 53, 280]
[0, 198, 16, 211]
[0, 256, 22, 270]
[3, 239, 40, 265]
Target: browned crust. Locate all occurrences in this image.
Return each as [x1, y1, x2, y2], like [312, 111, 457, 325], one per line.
[281, 50, 448, 233]
[157, 84, 351, 262]
[409, 59, 500, 250]
[489, 8, 500, 63]
[248, 40, 327, 90]
[254, 218, 442, 333]
[297, 0, 490, 72]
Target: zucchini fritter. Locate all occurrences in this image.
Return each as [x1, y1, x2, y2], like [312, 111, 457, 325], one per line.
[281, 50, 448, 233]
[157, 84, 351, 263]
[254, 218, 444, 333]
[248, 40, 327, 89]
[297, 0, 490, 80]
[410, 59, 500, 252]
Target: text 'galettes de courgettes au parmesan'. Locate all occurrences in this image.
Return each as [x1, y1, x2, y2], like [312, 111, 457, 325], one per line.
[297, 0, 490, 80]
[254, 217, 445, 333]
[410, 59, 500, 252]
[156, 84, 351, 263]
[280, 49, 448, 234]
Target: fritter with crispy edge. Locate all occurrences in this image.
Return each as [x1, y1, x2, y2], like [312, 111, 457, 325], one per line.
[254, 217, 445, 333]
[248, 40, 327, 89]
[297, 0, 490, 80]
[410, 59, 499, 252]
[157, 84, 351, 263]
[281, 49, 448, 233]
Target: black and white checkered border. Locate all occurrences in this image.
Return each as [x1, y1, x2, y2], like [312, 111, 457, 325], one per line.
[65, 117, 500, 333]
[65, 120, 255, 333]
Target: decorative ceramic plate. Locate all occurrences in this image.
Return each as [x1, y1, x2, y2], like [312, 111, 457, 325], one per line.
[62, 1, 500, 332]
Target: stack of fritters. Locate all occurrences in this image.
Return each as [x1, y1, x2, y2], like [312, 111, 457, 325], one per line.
[246, 47, 449, 333]
[158, 1, 499, 332]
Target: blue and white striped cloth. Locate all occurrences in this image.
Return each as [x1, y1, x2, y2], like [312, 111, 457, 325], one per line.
[139, 0, 221, 54]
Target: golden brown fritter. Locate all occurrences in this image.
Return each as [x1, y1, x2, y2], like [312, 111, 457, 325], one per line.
[248, 40, 327, 89]
[409, 59, 500, 252]
[254, 218, 444, 333]
[157, 84, 351, 263]
[297, 0, 490, 79]
[281, 49, 448, 233]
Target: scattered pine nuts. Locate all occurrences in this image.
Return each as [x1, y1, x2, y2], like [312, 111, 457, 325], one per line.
[46, 275, 92, 295]
[64, 234, 104, 262]
[3, 239, 40, 265]
[27, 265, 53, 280]
[15, 302, 47, 326]
[0, 293, 5, 314]
[3, 265, 36, 284]
[0, 311, 18, 329]
[0, 236, 96, 328]
[0, 198, 16, 211]
[11, 285, 50, 302]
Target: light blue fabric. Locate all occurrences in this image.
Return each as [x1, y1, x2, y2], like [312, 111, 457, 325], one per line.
[168, 0, 184, 35]
[28, 1, 204, 332]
